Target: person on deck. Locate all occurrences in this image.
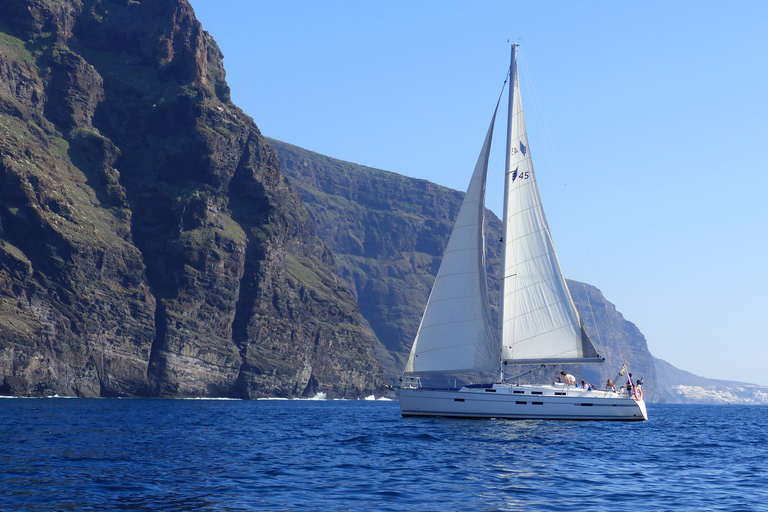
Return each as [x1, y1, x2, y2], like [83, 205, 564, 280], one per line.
[560, 371, 576, 386]
[606, 379, 617, 392]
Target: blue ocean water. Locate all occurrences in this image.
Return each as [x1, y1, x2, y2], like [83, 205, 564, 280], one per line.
[1, 399, 766, 511]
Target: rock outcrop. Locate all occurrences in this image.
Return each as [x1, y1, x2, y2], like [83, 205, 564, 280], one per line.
[0, 0, 383, 398]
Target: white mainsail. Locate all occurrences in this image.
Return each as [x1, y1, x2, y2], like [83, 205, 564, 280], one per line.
[499, 46, 601, 365]
[403, 103, 501, 374]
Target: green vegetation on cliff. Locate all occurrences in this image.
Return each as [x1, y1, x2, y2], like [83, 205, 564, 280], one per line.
[0, 0, 382, 398]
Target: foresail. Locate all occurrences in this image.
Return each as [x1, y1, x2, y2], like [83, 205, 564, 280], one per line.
[404, 105, 500, 375]
[500, 47, 601, 365]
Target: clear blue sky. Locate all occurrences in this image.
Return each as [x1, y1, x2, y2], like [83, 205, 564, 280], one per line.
[189, 0, 768, 386]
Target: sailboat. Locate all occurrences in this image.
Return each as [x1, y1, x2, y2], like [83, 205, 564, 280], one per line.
[398, 46, 647, 421]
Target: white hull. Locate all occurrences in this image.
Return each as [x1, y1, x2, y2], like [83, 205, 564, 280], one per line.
[399, 383, 647, 421]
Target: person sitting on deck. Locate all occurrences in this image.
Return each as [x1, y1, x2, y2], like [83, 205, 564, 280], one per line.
[580, 380, 591, 390]
[606, 379, 617, 392]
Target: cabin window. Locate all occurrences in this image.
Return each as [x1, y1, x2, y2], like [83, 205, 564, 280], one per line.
[580, 403, 594, 407]
[531, 391, 543, 395]
[485, 389, 497, 392]
[513, 390, 525, 394]
[532, 402, 543, 405]
[515, 401, 527, 405]
[555, 392, 566, 396]
[454, 398, 465, 402]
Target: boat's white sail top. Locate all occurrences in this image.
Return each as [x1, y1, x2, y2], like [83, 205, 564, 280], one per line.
[500, 46, 601, 364]
[403, 103, 501, 375]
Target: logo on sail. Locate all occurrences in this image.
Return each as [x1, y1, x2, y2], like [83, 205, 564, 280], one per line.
[511, 167, 518, 182]
[519, 141, 527, 156]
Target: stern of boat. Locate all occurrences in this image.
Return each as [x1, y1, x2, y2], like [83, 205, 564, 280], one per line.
[400, 376, 421, 389]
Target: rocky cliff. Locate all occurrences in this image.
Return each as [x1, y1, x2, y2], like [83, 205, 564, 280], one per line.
[268, 138, 503, 378]
[566, 280, 656, 398]
[270, 139, 660, 400]
[0, 0, 383, 398]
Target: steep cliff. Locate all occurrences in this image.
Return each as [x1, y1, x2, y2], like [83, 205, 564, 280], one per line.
[0, 0, 383, 398]
[567, 280, 657, 399]
[269, 138, 503, 378]
[270, 139, 660, 399]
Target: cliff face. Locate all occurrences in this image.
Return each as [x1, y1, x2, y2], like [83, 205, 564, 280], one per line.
[0, 0, 383, 398]
[269, 138, 504, 377]
[567, 280, 657, 399]
[271, 139, 661, 399]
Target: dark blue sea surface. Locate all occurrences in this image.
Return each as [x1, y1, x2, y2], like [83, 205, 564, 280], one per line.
[1, 399, 767, 511]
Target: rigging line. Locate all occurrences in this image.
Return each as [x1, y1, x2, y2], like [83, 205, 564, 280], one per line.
[494, 67, 511, 113]
[518, 52, 606, 354]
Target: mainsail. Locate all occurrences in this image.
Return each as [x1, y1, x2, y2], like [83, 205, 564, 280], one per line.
[403, 103, 501, 374]
[499, 46, 601, 365]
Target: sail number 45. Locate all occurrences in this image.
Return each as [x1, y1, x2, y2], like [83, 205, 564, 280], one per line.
[509, 168, 530, 181]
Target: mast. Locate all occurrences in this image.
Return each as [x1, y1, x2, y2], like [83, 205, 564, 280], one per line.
[497, 44, 517, 381]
